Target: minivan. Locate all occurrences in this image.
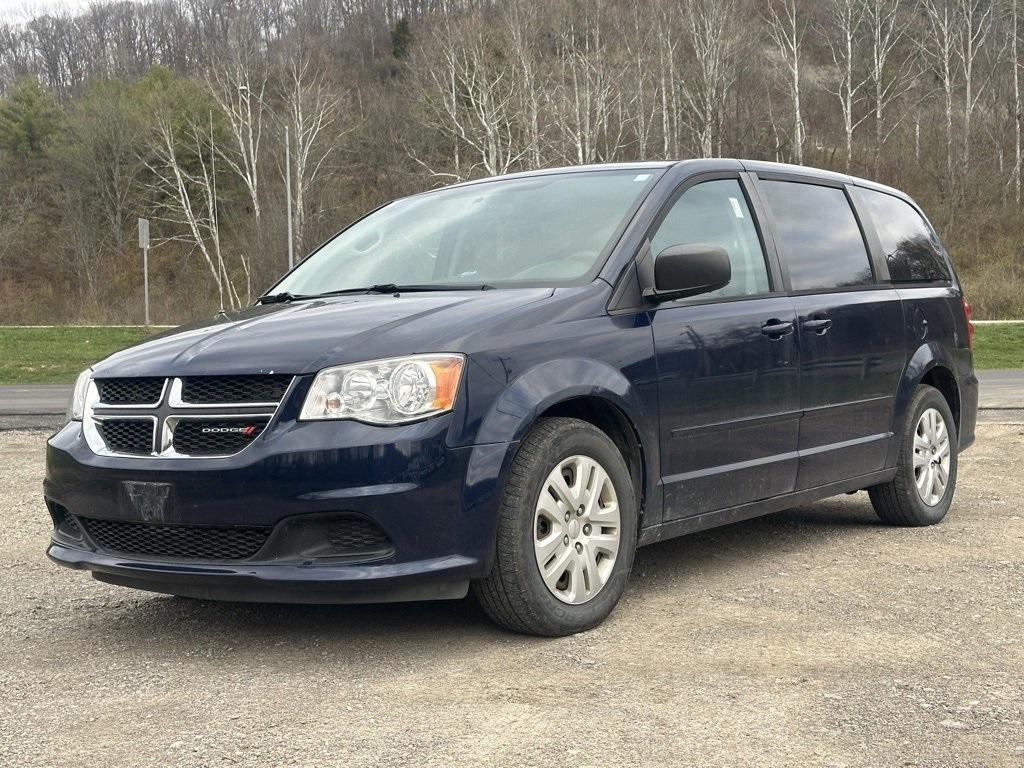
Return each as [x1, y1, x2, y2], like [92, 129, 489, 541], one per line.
[45, 159, 978, 636]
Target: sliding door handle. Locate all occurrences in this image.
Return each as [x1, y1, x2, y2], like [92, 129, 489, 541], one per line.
[761, 320, 795, 338]
[802, 318, 833, 334]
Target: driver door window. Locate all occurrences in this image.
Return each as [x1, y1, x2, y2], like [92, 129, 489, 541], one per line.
[650, 179, 770, 300]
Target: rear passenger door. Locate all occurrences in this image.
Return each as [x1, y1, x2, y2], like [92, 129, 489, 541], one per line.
[756, 177, 906, 489]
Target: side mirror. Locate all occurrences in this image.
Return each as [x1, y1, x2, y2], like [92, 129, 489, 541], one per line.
[644, 244, 731, 302]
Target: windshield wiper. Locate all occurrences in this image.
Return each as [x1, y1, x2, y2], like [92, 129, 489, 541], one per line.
[257, 284, 494, 304]
[307, 284, 495, 298]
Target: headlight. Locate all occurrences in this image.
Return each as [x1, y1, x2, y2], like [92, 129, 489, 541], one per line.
[299, 354, 465, 424]
[67, 368, 92, 421]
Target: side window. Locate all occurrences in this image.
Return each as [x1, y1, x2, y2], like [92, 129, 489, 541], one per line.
[761, 180, 874, 291]
[650, 179, 770, 299]
[853, 187, 951, 283]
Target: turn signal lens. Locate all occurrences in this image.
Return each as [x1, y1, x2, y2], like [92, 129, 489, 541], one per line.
[300, 354, 465, 424]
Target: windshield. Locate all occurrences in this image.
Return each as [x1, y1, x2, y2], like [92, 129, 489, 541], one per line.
[271, 169, 662, 295]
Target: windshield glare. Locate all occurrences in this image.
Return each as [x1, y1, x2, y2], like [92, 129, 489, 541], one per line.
[272, 169, 661, 295]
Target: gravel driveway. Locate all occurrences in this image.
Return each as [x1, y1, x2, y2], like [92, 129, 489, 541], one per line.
[1, 424, 1022, 767]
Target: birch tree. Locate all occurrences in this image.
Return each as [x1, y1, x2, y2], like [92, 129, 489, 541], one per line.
[920, 0, 960, 186]
[207, 54, 268, 226]
[863, 0, 914, 174]
[1011, 0, 1022, 203]
[765, 0, 806, 164]
[412, 20, 525, 179]
[147, 112, 248, 309]
[679, 0, 741, 158]
[281, 55, 348, 254]
[821, 0, 870, 170]
[550, 18, 629, 165]
[954, 0, 996, 175]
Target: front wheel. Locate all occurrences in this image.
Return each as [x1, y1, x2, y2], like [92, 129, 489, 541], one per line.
[473, 417, 638, 636]
[868, 384, 958, 526]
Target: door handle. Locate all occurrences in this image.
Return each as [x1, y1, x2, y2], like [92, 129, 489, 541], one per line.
[802, 318, 833, 334]
[761, 320, 795, 338]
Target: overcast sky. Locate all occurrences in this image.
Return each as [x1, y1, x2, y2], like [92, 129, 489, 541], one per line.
[0, 0, 96, 21]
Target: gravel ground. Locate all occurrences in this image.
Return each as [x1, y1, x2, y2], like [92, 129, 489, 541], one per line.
[1, 425, 1022, 768]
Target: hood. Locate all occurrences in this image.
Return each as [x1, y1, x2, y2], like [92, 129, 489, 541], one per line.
[91, 288, 554, 378]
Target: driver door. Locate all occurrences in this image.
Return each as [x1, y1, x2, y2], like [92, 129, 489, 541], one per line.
[649, 175, 801, 520]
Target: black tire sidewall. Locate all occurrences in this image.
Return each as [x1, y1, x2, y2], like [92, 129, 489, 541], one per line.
[511, 421, 638, 634]
[898, 386, 959, 525]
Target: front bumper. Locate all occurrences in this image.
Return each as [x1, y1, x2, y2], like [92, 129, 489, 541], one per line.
[44, 416, 512, 603]
[47, 544, 475, 603]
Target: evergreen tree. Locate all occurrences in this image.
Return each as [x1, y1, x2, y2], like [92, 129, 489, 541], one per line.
[0, 77, 59, 158]
[392, 17, 413, 59]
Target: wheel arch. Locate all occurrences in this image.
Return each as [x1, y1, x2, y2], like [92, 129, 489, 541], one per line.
[473, 358, 660, 527]
[538, 396, 649, 526]
[890, 343, 961, 466]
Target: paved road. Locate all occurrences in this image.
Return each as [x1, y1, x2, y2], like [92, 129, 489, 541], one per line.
[0, 384, 71, 414]
[3, 370, 1023, 417]
[1, 424, 1021, 767]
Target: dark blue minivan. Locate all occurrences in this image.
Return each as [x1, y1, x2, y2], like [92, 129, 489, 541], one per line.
[44, 159, 978, 635]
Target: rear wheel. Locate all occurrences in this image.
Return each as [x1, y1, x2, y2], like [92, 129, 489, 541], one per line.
[868, 384, 958, 526]
[473, 417, 638, 636]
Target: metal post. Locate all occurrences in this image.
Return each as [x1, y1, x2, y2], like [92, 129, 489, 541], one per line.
[143, 246, 150, 327]
[285, 124, 294, 270]
[138, 217, 151, 326]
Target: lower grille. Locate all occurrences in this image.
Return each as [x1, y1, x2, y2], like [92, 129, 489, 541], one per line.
[328, 518, 392, 554]
[171, 418, 269, 456]
[79, 517, 271, 560]
[48, 502, 80, 534]
[98, 419, 154, 455]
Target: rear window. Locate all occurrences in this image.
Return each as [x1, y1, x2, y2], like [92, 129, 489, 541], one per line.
[853, 187, 951, 283]
[761, 180, 874, 291]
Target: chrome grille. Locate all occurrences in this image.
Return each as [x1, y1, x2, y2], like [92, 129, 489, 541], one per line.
[83, 375, 292, 458]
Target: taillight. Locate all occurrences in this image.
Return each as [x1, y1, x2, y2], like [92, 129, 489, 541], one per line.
[963, 298, 975, 348]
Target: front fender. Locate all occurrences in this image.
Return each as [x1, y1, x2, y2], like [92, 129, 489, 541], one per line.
[468, 357, 661, 531]
[476, 357, 654, 445]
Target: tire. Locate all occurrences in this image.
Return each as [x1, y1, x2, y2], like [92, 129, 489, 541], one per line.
[868, 384, 958, 526]
[472, 417, 638, 636]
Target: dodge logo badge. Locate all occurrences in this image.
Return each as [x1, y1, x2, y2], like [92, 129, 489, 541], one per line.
[201, 425, 259, 437]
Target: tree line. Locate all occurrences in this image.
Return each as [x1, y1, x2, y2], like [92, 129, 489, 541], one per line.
[0, 0, 1022, 323]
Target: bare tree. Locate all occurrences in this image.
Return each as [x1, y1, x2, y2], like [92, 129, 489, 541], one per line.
[147, 112, 247, 309]
[765, 0, 806, 164]
[679, 0, 741, 158]
[821, 0, 870, 171]
[955, 0, 996, 175]
[863, 0, 915, 174]
[920, 0, 960, 186]
[281, 55, 348, 255]
[412, 19, 525, 179]
[550, 17, 629, 165]
[1011, 0, 1022, 203]
[207, 49, 268, 226]
[504, 2, 544, 168]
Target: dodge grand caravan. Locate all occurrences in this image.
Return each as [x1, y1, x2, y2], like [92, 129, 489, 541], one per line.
[45, 159, 978, 636]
